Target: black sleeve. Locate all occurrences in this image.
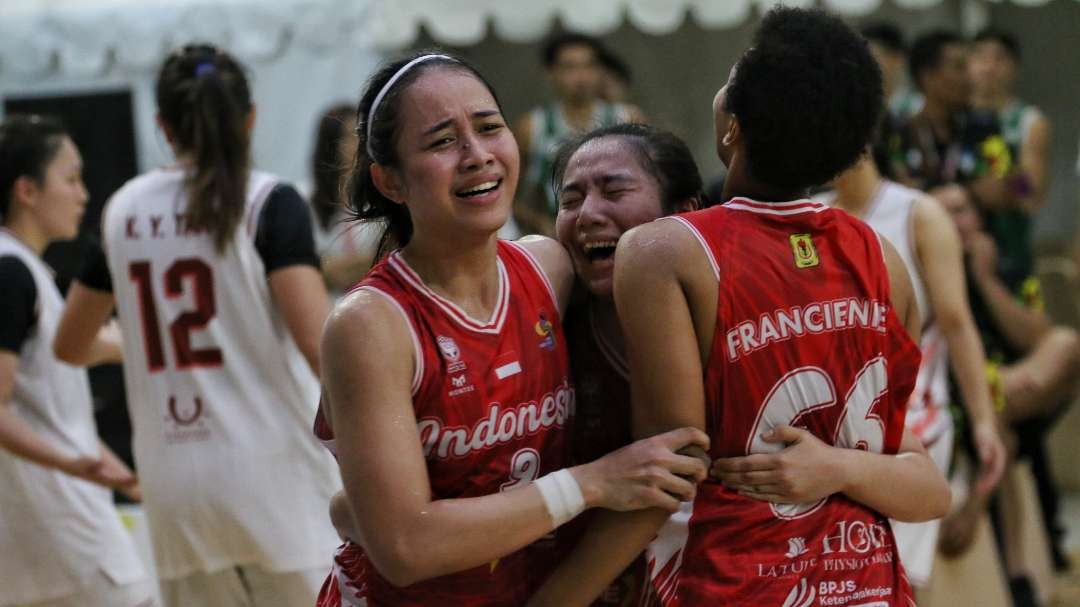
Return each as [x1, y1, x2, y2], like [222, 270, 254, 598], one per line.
[255, 184, 321, 274]
[0, 256, 38, 353]
[77, 238, 114, 292]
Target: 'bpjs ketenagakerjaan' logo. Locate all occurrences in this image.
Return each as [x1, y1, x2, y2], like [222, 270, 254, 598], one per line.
[789, 233, 819, 269]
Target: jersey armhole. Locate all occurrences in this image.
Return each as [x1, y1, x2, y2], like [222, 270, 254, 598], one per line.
[356, 286, 424, 396]
[245, 177, 283, 238]
[658, 216, 720, 280]
[503, 240, 561, 317]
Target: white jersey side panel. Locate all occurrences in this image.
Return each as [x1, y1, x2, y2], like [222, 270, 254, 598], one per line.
[821, 182, 952, 445]
[101, 167, 340, 579]
[0, 232, 145, 605]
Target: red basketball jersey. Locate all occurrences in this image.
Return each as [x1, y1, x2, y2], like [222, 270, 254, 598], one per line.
[315, 239, 574, 607]
[643, 199, 921, 607]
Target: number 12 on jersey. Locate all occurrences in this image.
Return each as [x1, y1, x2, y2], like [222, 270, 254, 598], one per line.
[129, 258, 223, 372]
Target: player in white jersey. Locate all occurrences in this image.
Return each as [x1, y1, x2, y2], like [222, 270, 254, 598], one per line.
[51, 45, 340, 607]
[0, 115, 153, 607]
[820, 153, 1006, 588]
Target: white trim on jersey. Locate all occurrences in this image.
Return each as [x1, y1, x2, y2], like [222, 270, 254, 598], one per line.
[661, 216, 720, 280]
[387, 251, 510, 335]
[359, 285, 425, 396]
[503, 240, 559, 317]
[724, 198, 828, 216]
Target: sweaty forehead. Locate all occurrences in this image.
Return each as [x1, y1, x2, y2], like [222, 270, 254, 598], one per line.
[566, 137, 648, 183]
[398, 69, 498, 126]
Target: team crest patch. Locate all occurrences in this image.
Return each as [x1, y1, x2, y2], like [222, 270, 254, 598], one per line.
[535, 315, 556, 351]
[789, 233, 819, 269]
[438, 335, 466, 373]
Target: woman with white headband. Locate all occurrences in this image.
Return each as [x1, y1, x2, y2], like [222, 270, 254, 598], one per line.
[314, 51, 709, 606]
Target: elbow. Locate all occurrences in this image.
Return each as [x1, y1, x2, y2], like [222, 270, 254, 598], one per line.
[52, 340, 87, 366]
[897, 475, 952, 524]
[365, 535, 433, 588]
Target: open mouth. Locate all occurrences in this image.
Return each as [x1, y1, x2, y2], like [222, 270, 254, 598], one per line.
[583, 240, 617, 262]
[456, 179, 502, 199]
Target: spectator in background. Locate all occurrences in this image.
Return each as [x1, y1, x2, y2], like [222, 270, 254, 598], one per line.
[597, 47, 632, 104]
[937, 186, 1080, 577]
[970, 28, 1052, 285]
[887, 31, 1035, 285]
[514, 34, 645, 236]
[861, 22, 921, 119]
[308, 104, 382, 293]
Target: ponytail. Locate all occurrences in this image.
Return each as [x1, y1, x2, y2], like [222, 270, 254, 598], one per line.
[156, 44, 252, 252]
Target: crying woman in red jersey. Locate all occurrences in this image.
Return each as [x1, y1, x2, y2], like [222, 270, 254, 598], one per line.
[315, 52, 710, 607]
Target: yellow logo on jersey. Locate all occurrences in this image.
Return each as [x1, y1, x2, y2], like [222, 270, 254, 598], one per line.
[789, 234, 819, 268]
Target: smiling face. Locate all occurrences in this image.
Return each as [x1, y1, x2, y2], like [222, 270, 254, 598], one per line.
[24, 136, 88, 241]
[556, 136, 665, 298]
[385, 68, 519, 242]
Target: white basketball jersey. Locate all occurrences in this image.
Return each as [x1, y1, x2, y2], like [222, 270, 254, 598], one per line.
[0, 231, 145, 605]
[821, 181, 952, 445]
[101, 167, 340, 579]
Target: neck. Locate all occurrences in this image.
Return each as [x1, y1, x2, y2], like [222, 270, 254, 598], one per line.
[971, 89, 1011, 112]
[830, 158, 881, 217]
[722, 154, 805, 203]
[2, 215, 48, 255]
[919, 98, 954, 138]
[561, 99, 597, 129]
[400, 230, 501, 312]
[590, 297, 624, 355]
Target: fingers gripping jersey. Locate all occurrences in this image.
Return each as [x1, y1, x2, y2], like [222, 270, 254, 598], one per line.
[645, 199, 921, 607]
[315, 240, 573, 607]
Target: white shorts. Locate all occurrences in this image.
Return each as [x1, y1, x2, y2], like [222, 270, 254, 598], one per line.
[19, 572, 156, 607]
[891, 421, 954, 587]
[159, 564, 325, 607]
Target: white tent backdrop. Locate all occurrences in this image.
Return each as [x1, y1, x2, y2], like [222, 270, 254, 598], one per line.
[0, 0, 1076, 228]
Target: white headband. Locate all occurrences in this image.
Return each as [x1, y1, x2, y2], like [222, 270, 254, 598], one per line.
[366, 54, 454, 160]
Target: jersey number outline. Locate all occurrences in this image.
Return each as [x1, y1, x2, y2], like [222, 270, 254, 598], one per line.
[501, 448, 541, 492]
[746, 356, 888, 519]
[129, 258, 223, 372]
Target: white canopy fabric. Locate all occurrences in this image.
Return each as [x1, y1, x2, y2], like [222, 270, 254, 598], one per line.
[349, 0, 1071, 48]
[0, 0, 1071, 79]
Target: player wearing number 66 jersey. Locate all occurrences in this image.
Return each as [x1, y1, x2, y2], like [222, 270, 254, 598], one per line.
[54, 45, 341, 607]
[527, 9, 950, 607]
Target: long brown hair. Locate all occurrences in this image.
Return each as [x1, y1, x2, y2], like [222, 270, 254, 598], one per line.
[155, 44, 253, 252]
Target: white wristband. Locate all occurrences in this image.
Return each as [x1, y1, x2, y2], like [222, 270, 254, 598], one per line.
[534, 469, 586, 527]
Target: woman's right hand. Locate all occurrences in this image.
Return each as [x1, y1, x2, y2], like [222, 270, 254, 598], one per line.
[571, 427, 709, 513]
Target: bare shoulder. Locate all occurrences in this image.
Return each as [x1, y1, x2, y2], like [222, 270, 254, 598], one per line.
[617, 218, 701, 269]
[323, 287, 410, 355]
[515, 235, 574, 309]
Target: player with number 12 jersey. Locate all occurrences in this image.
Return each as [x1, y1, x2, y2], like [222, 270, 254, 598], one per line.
[315, 239, 574, 606]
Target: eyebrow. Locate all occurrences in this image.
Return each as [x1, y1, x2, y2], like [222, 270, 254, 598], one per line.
[421, 110, 501, 136]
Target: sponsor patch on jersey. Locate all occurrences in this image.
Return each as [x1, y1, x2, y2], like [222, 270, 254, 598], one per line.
[789, 234, 819, 269]
[535, 314, 556, 350]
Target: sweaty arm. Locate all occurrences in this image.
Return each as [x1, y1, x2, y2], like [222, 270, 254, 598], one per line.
[324, 288, 706, 588]
[913, 197, 1004, 495]
[529, 221, 713, 607]
[257, 184, 331, 377]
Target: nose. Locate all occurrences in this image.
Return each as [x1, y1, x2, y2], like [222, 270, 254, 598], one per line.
[577, 188, 608, 230]
[459, 131, 494, 171]
[77, 180, 89, 206]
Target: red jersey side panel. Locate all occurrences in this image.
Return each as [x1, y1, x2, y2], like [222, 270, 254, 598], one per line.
[645, 200, 921, 607]
[316, 240, 573, 607]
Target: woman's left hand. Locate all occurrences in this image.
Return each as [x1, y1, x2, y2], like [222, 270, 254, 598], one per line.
[710, 426, 845, 504]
